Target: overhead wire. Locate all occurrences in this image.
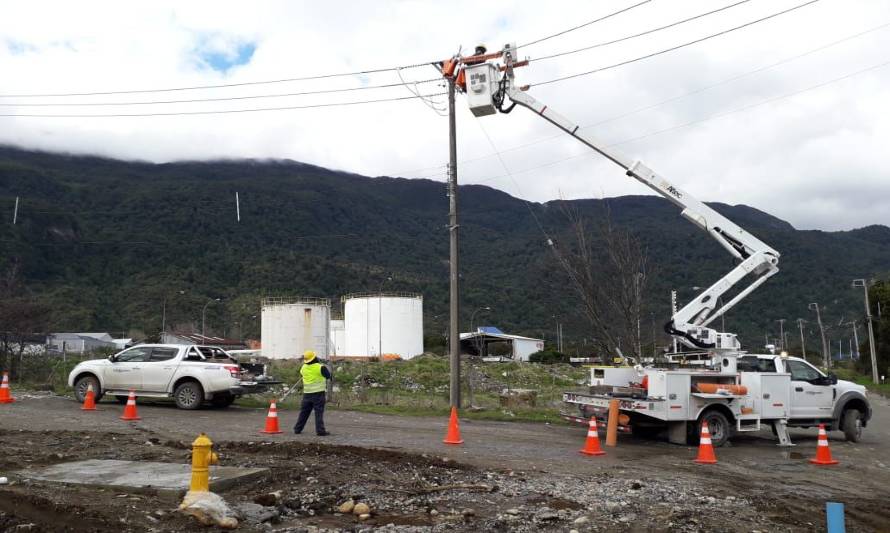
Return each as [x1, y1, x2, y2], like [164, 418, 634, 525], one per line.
[400, 18, 890, 178]
[0, 60, 439, 98]
[0, 91, 447, 118]
[0, 77, 442, 107]
[532, 0, 822, 86]
[531, 0, 752, 63]
[464, 54, 890, 187]
[519, 0, 654, 49]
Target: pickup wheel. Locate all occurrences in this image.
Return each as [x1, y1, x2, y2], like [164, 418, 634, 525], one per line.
[174, 381, 205, 410]
[842, 409, 862, 443]
[211, 394, 236, 408]
[696, 410, 731, 447]
[74, 375, 103, 404]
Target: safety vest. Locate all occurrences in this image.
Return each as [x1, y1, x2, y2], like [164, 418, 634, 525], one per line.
[301, 361, 327, 394]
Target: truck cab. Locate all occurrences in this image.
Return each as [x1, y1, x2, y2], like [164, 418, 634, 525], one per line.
[738, 354, 871, 441]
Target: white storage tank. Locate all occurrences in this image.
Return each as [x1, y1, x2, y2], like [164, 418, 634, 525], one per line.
[261, 297, 331, 360]
[330, 319, 345, 356]
[343, 292, 423, 359]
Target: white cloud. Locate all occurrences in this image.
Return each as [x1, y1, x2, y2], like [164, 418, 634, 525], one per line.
[1, 0, 888, 230]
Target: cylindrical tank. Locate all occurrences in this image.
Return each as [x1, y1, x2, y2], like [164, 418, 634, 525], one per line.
[330, 319, 345, 356]
[343, 292, 423, 359]
[261, 297, 331, 360]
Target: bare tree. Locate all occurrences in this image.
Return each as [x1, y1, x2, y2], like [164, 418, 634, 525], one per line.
[0, 260, 51, 378]
[550, 204, 653, 360]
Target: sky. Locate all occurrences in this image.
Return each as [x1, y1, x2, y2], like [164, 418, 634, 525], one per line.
[1, 0, 888, 231]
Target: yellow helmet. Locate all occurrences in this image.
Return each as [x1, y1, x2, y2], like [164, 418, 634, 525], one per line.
[303, 350, 316, 362]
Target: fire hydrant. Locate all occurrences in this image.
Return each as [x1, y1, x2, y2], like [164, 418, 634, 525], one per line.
[189, 433, 219, 492]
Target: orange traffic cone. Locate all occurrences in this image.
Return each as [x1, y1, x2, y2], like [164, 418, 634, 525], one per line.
[579, 417, 606, 456]
[809, 424, 839, 466]
[0, 372, 14, 404]
[120, 390, 141, 421]
[261, 400, 283, 434]
[693, 421, 718, 464]
[443, 406, 464, 445]
[81, 383, 98, 411]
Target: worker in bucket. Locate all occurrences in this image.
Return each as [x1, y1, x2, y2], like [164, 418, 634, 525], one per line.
[293, 350, 332, 436]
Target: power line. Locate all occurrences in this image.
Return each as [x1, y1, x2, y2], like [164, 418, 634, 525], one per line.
[465, 54, 890, 186]
[0, 78, 442, 107]
[403, 19, 890, 178]
[519, 0, 654, 49]
[0, 91, 447, 118]
[533, 0, 752, 63]
[533, 0, 821, 86]
[0, 62, 438, 99]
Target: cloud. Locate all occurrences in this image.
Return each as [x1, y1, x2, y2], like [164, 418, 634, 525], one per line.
[0, 0, 888, 231]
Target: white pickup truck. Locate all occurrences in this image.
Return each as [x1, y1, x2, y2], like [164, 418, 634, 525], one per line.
[68, 344, 273, 409]
[563, 354, 871, 446]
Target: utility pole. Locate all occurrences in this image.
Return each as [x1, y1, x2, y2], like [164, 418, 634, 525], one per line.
[776, 319, 786, 351]
[447, 74, 461, 409]
[808, 303, 830, 368]
[796, 318, 807, 359]
[12, 196, 19, 224]
[670, 290, 678, 353]
[852, 279, 879, 383]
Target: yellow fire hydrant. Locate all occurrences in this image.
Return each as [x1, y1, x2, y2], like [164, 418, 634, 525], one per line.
[189, 433, 219, 492]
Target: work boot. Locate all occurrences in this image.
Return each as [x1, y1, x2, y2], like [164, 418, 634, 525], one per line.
[317, 431, 331, 437]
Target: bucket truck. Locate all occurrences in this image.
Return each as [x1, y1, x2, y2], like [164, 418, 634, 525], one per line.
[444, 44, 871, 446]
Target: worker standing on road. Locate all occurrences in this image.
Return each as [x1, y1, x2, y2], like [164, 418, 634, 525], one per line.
[293, 350, 332, 436]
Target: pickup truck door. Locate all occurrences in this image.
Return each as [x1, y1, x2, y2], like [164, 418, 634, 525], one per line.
[108, 346, 151, 390]
[142, 346, 181, 392]
[786, 359, 834, 419]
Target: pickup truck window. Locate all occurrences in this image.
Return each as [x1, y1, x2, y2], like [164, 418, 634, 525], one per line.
[149, 347, 178, 362]
[116, 347, 151, 362]
[786, 359, 822, 382]
[186, 347, 204, 361]
[737, 357, 777, 372]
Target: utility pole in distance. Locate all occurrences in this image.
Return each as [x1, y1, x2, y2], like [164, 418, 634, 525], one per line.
[808, 303, 830, 368]
[796, 318, 807, 359]
[447, 71, 461, 409]
[776, 319, 786, 351]
[852, 279, 879, 384]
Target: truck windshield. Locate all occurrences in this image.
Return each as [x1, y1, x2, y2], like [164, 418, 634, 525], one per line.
[737, 357, 777, 372]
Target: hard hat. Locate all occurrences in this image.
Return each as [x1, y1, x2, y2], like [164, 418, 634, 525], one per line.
[475, 44, 487, 55]
[303, 350, 316, 361]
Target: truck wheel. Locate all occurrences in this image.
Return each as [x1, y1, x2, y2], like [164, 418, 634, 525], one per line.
[74, 375, 102, 403]
[211, 394, 236, 408]
[174, 381, 204, 410]
[842, 409, 862, 443]
[697, 410, 731, 447]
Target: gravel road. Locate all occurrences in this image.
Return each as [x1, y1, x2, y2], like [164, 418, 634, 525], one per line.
[1, 390, 889, 532]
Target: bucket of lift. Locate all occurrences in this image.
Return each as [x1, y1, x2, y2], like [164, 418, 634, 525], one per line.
[465, 63, 499, 117]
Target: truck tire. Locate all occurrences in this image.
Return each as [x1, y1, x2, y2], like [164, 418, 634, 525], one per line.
[174, 381, 204, 410]
[211, 393, 236, 408]
[695, 410, 732, 447]
[842, 409, 862, 443]
[74, 375, 103, 404]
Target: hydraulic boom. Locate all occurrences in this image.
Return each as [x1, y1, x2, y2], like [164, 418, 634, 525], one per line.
[451, 43, 780, 352]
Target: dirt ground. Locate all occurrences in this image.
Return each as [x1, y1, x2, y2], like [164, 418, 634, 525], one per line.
[1, 391, 889, 532]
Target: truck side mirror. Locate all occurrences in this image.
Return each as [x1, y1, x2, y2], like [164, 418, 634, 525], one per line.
[827, 373, 838, 385]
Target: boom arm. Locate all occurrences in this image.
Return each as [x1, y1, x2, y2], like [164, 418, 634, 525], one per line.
[463, 44, 780, 350]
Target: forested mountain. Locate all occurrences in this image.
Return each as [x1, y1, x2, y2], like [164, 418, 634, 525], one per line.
[1, 146, 888, 356]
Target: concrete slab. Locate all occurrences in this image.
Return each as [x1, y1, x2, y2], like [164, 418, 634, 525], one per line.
[18, 460, 268, 499]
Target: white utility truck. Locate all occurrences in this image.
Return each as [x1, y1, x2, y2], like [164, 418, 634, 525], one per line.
[68, 344, 278, 409]
[451, 44, 872, 446]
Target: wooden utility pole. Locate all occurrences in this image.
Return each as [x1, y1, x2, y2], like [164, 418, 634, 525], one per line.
[447, 75, 461, 408]
[797, 318, 807, 359]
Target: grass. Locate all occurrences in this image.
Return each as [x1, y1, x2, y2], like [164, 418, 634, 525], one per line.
[832, 367, 890, 397]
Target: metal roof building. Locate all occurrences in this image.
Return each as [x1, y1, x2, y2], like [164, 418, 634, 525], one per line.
[459, 327, 545, 362]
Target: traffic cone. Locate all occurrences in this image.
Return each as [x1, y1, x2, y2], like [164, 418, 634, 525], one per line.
[579, 417, 606, 456]
[119, 390, 141, 421]
[260, 400, 283, 434]
[0, 372, 14, 404]
[809, 424, 839, 466]
[81, 383, 98, 411]
[693, 421, 718, 464]
[443, 406, 464, 445]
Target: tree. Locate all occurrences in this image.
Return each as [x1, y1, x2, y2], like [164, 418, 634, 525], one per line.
[550, 205, 654, 360]
[0, 260, 51, 378]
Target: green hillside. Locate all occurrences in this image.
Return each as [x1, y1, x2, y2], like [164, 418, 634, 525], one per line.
[1, 146, 888, 357]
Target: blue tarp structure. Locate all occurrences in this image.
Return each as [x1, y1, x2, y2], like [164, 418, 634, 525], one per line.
[477, 326, 504, 334]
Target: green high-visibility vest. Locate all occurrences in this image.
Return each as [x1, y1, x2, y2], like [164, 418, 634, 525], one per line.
[301, 361, 327, 394]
